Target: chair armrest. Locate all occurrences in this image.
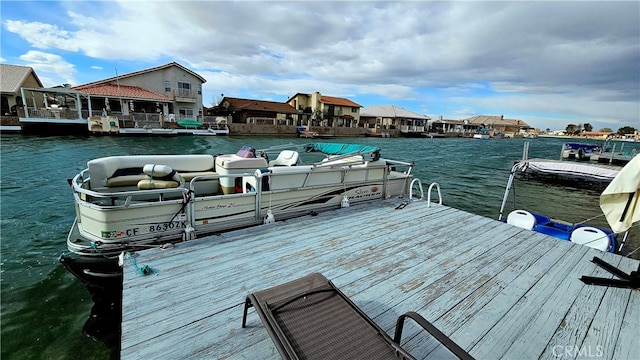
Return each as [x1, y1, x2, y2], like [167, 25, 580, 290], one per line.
[394, 311, 474, 360]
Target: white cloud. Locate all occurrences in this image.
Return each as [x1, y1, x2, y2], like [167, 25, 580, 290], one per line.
[18, 50, 77, 86]
[2, 1, 638, 129]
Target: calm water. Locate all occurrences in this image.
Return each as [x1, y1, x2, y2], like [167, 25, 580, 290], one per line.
[1, 134, 638, 359]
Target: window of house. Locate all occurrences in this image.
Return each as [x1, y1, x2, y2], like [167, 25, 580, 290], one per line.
[164, 81, 171, 92]
[351, 107, 358, 113]
[177, 82, 191, 97]
[179, 108, 194, 118]
[198, 84, 202, 95]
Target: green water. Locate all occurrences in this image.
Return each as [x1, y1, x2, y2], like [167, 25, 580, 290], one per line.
[1, 134, 638, 359]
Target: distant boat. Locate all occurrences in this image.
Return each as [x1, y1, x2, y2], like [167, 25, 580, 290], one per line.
[561, 142, 602, 160]
[473, 134, 490, 140]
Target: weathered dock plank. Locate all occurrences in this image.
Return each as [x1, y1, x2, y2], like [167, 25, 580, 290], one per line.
[120, 198, 639, 359]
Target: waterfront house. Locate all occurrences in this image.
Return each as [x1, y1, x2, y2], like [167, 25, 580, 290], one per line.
[72, 62, 206, 127]
[286, 92, 362, 128]
[360, 105, 430, 133]
[208, 97, 299, 126]
[464, 115, 533, 137]
[0, 64, 43, 116]
[429, 117, 483, 136]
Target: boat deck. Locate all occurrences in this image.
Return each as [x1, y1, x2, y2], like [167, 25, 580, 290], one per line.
[120, 199, 639, 359]
[523, 158, 623, 172]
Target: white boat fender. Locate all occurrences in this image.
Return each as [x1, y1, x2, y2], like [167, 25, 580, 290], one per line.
[341, 194, 350, 208]
[264, 209, 275, 224]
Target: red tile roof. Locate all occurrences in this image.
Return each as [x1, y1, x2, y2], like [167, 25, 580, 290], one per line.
[221, 97, 298, 113]
[320, 95, 361, 108]
[285, 92, 362, 108]
[71, 83, 172, 101]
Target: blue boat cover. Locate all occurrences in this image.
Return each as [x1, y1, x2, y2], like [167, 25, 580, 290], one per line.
[305, 143, 381, 161]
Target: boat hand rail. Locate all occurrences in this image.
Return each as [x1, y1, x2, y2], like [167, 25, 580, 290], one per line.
[498, 163, 523, 221]
[386, 160, 414, 176]
[426, 182, 442, 207]
[72, 174, 189, 199]
[74, 161, 405, 201]
[408, 178, 424, 200]
[256, 143, 299, 154]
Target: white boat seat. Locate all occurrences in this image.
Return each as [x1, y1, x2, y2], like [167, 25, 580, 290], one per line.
[269, 150, 299, 166]
[570, 227, 610, 252]
[506, 210, 536, 230]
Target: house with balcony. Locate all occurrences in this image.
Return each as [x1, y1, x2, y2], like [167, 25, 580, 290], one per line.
[72, 62, 206, 125]
[286, 92, 362, 128]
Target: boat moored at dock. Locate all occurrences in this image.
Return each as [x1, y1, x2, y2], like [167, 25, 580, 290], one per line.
[64, 143, 416, 260]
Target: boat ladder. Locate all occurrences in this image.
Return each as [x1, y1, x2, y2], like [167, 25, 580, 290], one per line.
[408, 179, 443, 207]
[409, 178, 424, 200]
[426, 182, 442, 207]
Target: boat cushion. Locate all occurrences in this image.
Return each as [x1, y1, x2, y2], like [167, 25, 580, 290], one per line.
[106, 174, 148, 187]
[137, 178, 181, 189]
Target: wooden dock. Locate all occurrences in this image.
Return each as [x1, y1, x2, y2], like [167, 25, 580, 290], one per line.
[120, 199, 639, 359]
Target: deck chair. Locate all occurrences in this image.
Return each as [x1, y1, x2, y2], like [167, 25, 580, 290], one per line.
[242, 272, 474, 360]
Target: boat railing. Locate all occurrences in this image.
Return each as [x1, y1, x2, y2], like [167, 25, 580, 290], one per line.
[74, 160, 406, 209]
[386, 159, 414, 176]
[72, 172, 190, 206]
[72, 159, 414, 245]
[426, 182, 442, 207]
[408, 178, 424, 200]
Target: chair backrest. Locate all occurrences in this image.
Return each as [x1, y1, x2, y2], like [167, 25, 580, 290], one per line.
[269, 150, 299, 167]
[570, 227, 611, 252]
[242, 272, 474, 360]
[506, 210, 536, 230]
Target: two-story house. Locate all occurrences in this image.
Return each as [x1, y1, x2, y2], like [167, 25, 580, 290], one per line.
[286, 92, 361, 128]
[72, 62, 206, 122]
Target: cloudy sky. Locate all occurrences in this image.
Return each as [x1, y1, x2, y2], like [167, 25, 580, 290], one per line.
[2, 1, 638, 131]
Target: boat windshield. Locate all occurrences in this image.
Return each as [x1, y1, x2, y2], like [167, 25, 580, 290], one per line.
[236, 146, 257, 158]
